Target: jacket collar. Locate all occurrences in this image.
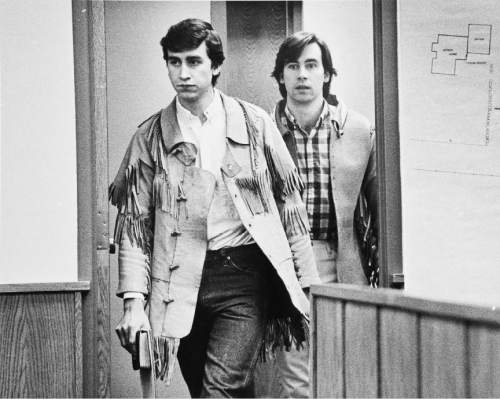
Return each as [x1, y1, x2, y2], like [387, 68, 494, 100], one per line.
[160, 90, 249, 155]
[274, 95, 348, 138]
[220, 92, 249, 145]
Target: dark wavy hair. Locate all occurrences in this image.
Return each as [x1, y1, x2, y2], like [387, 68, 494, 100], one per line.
[160, 18, 225, 85]
[272, 31, 337, 99]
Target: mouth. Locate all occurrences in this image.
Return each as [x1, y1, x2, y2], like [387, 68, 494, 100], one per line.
[295, 85, 310, 90]
[177, 84, 197, 91]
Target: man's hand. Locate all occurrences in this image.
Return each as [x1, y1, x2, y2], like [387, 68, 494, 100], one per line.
[115, 298, 151, 356]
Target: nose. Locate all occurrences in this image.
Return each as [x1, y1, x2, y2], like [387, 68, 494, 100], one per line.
[298, 65, 308, 79]
[179, 63, 190, 80]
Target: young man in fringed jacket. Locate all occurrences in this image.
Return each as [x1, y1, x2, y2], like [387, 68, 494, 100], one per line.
[110, 19, 320, 398]
[255, 32, 378, 398]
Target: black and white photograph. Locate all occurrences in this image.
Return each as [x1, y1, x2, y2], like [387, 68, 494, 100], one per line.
[1, 0, 500, 397]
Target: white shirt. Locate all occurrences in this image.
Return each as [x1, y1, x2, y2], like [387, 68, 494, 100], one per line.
[175, 90, 253, 250]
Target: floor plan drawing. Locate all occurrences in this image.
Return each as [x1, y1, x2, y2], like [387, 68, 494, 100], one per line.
[398, 0, 500, 178]
[431, 24, 492, 75]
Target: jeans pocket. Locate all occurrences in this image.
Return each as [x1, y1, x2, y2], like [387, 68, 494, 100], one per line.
[223, 255, 256, 275]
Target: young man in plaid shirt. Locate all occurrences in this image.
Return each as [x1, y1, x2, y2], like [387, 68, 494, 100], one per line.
[263, 31, 378, 397]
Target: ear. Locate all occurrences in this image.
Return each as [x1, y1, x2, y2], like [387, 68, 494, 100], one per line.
[323, 71, 331, 83]
[279, 74, 284, 84]
[212, 65, 221, 78]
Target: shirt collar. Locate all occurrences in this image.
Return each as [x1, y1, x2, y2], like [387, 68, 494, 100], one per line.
[175, 88, 224, 125]
[276, 97, 345, 138]
[284, 99, 331, 133]
[160, 90, 249, 155]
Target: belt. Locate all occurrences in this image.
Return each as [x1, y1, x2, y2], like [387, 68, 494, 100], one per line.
[205, 243, 260, 261]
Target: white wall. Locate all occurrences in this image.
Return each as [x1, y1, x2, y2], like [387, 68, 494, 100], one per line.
[0, 0, 77, 283]
[303, 0, 375, 121]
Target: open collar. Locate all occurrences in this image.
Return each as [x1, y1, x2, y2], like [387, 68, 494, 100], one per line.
[274, 96, 348, 138]
[160, 90, 249, 155]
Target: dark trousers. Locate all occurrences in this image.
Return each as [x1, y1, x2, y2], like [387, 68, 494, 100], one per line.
[177, 244, 271, 398]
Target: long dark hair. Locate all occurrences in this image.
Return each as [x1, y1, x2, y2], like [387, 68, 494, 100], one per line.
[272, 31, 337, 98]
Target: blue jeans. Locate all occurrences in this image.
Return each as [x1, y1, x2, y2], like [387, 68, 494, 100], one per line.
[177, 244, 271, 398]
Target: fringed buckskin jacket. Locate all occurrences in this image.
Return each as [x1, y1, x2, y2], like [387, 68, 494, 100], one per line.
[110, 92, 320, 380]
[274, 97, 378, 286]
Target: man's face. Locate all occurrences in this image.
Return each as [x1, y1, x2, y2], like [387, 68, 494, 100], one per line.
[166, 41, 220, 104]
[280, 42, 330, 104]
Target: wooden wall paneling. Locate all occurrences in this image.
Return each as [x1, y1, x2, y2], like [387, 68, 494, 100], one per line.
[468, 323, 500, 397]
[312, 284, 500, 325]
[372, 0, 402, 287]
[420, 316, 467, 397]
[313, 297, 344, 398]
[210, 1, 228, 94]
[0, 295, 26, 397]
[344, 302, 378, 398]
[74, 293, 83, 397]
[286, 1, 302, 34]
[0, 293, 81, 397]
[225, 1, 286, 111]
[379, 308, 419, 397]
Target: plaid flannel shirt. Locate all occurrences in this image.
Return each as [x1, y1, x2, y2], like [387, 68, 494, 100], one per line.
[283, 101, 337, 241]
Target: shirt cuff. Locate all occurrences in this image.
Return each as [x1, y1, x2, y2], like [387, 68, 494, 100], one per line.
[123, 292, 145, 300]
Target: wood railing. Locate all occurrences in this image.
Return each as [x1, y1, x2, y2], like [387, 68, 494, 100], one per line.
[311, 284, 500, 398]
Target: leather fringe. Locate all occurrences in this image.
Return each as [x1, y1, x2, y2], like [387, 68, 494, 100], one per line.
[264, 144, 304, 197]
[260, 312, 309, 361]
[149, 117, 187, 221]
[109, 162, 154, 258]
[113, 213, 153, 257]
[109, 163, 140, 215]
[235, 170, 273, 215]
[280, 203, 310, 237]
[259, 265, 309, 361]
[153, 336, 180, 386]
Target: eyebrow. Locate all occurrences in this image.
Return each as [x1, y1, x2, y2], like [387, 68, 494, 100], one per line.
[186, 56, 203, 62]
[285, 58, 319, 64]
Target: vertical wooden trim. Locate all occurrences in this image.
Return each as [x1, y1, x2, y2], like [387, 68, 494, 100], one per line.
[372, 0, 402, 287]
[89, 1, 111, 397]
[286, 1, 302, 34]
[74, 293, 83, 397]
[73, 0, 92, 284]
[73, 0, 111, 396]
[72, 1, 95, 396]
[210, 1, 228, 94]
[310, 294, 318, 398]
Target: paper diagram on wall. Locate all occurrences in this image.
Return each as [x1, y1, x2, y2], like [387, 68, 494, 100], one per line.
[398, 1, 500, 176]
[398, 0, 500, 308]
[431, 24, 492, 76]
